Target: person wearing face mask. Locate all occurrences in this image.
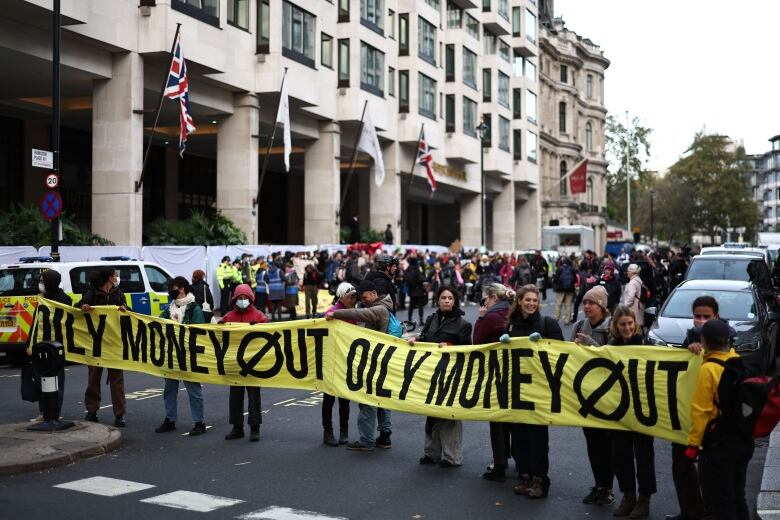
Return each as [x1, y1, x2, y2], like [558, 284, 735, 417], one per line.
[76, 267, 129, 427]
[221, 284, 268, 442]
[154, 277, 207, 436]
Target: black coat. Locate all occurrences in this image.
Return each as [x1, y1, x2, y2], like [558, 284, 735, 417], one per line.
[75, 286, 127, 308]
[507, 311, 563, 340]
[192, 280, 214, 308]
[599, 277, 622, 311]
[42, 288, 72, 307]
[364, 270, 396, 308]
[404, 266, 427, 299]
[419, 309, 472, 346]
[608, 334, 645, 346]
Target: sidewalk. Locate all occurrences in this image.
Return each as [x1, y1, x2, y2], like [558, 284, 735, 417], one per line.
[0, 421, 122, 475]
[758, 425, 780, 519]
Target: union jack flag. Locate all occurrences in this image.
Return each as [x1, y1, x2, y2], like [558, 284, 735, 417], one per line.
[164, 33, 196, 157]
[416, 128, 436, 193]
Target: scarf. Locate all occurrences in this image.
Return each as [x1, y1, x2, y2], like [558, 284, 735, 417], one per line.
[169, 293, 196, 323]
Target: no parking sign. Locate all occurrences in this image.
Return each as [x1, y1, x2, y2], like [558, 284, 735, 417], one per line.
[39, 191, 63, 221]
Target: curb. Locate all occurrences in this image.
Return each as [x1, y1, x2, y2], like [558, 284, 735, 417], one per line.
[757, 426, 780, 520]
[0, 421, 123, 476]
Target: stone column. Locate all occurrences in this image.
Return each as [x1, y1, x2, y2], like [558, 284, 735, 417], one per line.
[459, 193, 482, 249]
[492, 180, 515, 251]
[369, 142, 401, 244]
[164, 147, 179, 220]
[516, 186, 541, 249]
[304, 121, 341, 244]
[91, 52, 144, 245]
[216, 93, 260, 243]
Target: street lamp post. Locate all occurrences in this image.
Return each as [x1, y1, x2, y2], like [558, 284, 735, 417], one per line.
[649, 189, 654, 246]
[477, 121, 489, 249]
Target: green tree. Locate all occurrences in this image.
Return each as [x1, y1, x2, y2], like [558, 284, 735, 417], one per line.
[605, 114, 653, 227]
[144, 210, 247, 245]
[0, 205, 113, 247]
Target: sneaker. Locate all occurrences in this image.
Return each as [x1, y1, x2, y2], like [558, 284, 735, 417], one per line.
[375, 431, 392, 449]
[514, 474, 533, 495]
[84, 412, 98, 423]
[338, 427, 349, 445]
[225, 426, 244, 440]
[155, 418, 176, 433]
[249, 426, 260, 442]
[114, 415, 126, 428]
[596, 488, 615, 507]
[613, 493, 637, 517]
[323, 429, 338, 447]
[189, 422, 207, 436]
[526, 476, 547, 499]
[628, 495, 650, 519]
[482, 464, 506, 482]
[583, 487, 600, 504]
[346, 441, 374, 451]
[419, 455, 436, 465]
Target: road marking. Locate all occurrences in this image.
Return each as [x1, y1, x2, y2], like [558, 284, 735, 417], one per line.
[237, 506, 348, 520]
[0, 373, 20, 378]
[140, 490, 243, 512]
[180, 425, 214, 436]
[100, 387, 166, 409]
[54, 476, 155, 497]
[273, 398, 296, 406]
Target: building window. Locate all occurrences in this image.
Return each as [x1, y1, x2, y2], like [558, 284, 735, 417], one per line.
[499, 116, 510, 152]
[399, 70, 409, 112]
[282, 1, 316, 68]
[525, 8, 536, 42]
[498, 72, 509, 107]
[560, 64, 568, 83]
[399, 14, 409, 55]
[526, 89, 537, 123]
[482, 0, 490, 12]
[418, 73, 437, 119]
[482, 114, 492, 147]
[586, 121, 593, 151]
[482, 68, 491, 102]
[172, 0, 219, 26]
[560, 161, 568, 196]
[558, 101, 566, 133]
[446, 94, 456, 133]
[512, 88, 521, 119]
[499, 40, 510, 62]
[447, 3, 462, 28]
[483, 28, 497, 54]
[587, 177, 594, 207]
[463, 48, 477, 88]
[498, 0, 508, 20]
[388, 9, 395, 38]
[388, 66, 395, 96]
[321, 33, 333, 68]
[228, 0, 249, 29]
[445, 44, 455, 82]
[425, 0, 440, 8]
[524, 59, 536, 80]
[527, 130, 537, 162]
[586, 74, 594, 99]
[512, 7, 521, 36]
[513, 129, 522, 160]
[256, 0, 270, 53]
[360, 42, 385, 96]
[338, 38, 349, 87]
[360, 0, 384, 34]
[338, 0, 349, 22]
[465, 14, 479, 39]
[463, 96, 477, 137]
[418, 17, 436, 65]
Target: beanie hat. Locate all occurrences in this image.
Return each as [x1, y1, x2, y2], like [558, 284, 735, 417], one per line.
[357, 280, 377, 295]
[582, 285, 609, 312]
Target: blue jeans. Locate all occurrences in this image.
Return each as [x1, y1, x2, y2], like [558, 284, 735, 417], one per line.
[357, 404, 391, 446]
[163, 378, 204, 423]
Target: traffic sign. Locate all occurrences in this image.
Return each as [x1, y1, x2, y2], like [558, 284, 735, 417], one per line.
[39, 191, 63, 221]
[45, 174, 60, 189]
[32, 149, 54, 169]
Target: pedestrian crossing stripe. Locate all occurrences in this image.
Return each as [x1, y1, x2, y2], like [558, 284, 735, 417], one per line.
[140, 490, 244, 512]
[238, 506, 348, 520]
[54, 476, 155, 496]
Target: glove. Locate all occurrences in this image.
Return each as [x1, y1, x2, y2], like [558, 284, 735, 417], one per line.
[529, 332, 542, 342]
[684, 446, 699, 461]
[499, 334, 511, 344]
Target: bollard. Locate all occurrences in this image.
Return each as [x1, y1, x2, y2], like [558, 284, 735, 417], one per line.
[27, 341, 75, 432]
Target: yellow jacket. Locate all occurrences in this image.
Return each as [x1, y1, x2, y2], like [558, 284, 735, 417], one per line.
[249, 264, 259, 289]
[687, 348, 740, 447]
[216, 264, 241, 289]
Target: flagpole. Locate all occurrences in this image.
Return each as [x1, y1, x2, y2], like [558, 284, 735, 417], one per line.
[401, 124, 424, 243]
[549, 157, 587, 191]
[337, 100, 368, 224]
[135, 23, 181, 193]
[254, 67, 288, 207]
[406, 124, 424, 191]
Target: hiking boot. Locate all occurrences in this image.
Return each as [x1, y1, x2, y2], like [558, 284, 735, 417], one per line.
[613, 492, 637, 517]
[482, 464, 506, 482]
[338, 427, 349, 445]
[225, 426, 244, 440]
[375, 431, 392, 449]
[249, 426, 260, 442]
[113, 415, 126, 428]
[346, 441, 373, 452]
[526, 476, 547, 499]
[155, 418, 176, 433]
[84, 411, 98, 423]
[189, 422, 207, 436]
[596, 488, 615, 507]
[323, 428, 338, 447]
[583, 487, 600, 504]
[628, 494, 650, 519]
[514, 474, 533, 495]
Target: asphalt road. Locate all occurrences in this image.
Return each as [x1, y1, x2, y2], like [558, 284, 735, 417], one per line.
[0, 301, 769, 520]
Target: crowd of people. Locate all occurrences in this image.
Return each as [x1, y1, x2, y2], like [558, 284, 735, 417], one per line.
[32, 243, 755, 520]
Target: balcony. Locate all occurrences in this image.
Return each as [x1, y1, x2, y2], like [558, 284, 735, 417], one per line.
[482, 10, 511, 36]
[448, 0, 479, 10]
[444, 131, 480, 164]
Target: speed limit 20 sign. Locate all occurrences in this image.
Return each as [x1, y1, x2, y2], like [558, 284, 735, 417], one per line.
[45, 174, 60, 189]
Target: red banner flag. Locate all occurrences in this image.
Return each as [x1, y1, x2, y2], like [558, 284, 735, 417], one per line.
[569, 159, 588, 195]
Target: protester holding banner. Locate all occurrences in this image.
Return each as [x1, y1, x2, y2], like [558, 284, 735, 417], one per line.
[501, 284, 563, 498]
[607, 305, 655, 519]
[221, 284, 269, 442]
[571, 285, 615, 506]
[155, 276, 207, 437]
[412, 287, 472, 468]
[321, 283, 357, 447]
[76, 267, 128, 428]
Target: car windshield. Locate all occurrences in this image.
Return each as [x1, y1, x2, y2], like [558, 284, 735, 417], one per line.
[662, 289, 757, 321]
[0, 268, 46, 296]
[687, 258, 770, 286]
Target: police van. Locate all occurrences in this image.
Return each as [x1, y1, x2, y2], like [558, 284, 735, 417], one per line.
[0, 256, 173, 359]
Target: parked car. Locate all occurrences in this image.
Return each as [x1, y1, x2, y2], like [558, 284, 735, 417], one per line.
[645, 279, 778, 374]
[684, 253, 776, 305]
[699, 245, 770, 266]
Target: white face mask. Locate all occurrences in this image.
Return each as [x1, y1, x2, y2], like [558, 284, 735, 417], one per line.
[113, 275, 120, 287]
[236, 299, 250, 310]
[39, 283, 46, 293]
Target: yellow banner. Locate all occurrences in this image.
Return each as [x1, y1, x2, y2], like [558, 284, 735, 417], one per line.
[32, 298, 701, 444]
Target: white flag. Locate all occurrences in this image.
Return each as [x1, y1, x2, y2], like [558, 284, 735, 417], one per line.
[276, 75, 291, 172]
[356, 107, 385, 187]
